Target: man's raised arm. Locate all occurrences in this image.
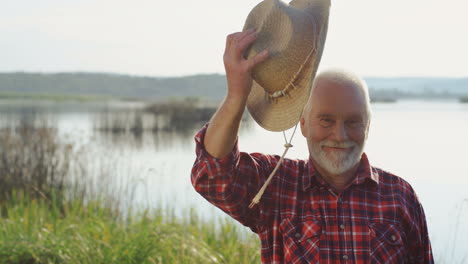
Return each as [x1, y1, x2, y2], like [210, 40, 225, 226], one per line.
[204, 29, 268, 158]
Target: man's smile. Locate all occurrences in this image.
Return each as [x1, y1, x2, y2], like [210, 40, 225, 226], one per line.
[322, 146, 353, 152]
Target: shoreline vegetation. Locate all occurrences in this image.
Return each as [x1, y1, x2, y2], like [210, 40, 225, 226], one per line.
[2, 90, 468, 108]
[93, 97, 221, 135]
[0, 91, 109, 102]
[4, 91, 468, 104]
[370, 97, 397, 103]
[0, 120, 260, 263]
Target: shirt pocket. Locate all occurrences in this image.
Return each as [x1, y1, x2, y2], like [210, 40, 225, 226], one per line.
[280, 217, 321, 264]
[369, 222, 407, 264]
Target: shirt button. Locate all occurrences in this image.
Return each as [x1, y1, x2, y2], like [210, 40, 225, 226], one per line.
[342, 254, 349, 260]
[295, 233, 301, 238]
[339, 224, 345, 230]
[391, 235, 396, 241]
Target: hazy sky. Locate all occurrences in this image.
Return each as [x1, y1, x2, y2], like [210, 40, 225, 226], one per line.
[1, 0, 467, 77]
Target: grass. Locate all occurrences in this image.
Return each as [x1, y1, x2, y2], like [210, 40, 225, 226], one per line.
[0, 192, 260, 264]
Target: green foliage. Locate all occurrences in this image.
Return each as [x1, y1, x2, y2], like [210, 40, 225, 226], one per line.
[0, 194, 260, 264]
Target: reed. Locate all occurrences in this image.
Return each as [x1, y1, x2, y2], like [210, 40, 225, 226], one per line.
[0, 120, 73, 202]
[145, 98, 216, 131]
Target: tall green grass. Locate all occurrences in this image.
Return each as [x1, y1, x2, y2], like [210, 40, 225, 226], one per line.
[0, 117, 260, 263]
[0, 192, 260, 264]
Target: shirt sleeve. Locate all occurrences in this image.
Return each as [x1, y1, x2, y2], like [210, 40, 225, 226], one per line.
[190, 123, 280, 233]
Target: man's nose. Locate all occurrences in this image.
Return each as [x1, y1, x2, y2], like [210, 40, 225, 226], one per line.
[330, 122, 348, 141]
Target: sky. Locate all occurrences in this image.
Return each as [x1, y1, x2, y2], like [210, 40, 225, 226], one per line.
[1, 0, 467, 77]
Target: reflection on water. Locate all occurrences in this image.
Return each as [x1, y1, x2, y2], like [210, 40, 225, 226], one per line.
[92, 109, 211, 149]
[0, 99, 253, 150]
[0, 100, 215, 149]
[94, 123, 204, 150]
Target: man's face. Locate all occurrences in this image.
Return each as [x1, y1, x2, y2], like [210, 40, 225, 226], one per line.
[300, 78, 370, 175]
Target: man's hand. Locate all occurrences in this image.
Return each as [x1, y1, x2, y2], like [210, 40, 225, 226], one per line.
[204, 29, 268, 159]
[223, 28, 269, 102]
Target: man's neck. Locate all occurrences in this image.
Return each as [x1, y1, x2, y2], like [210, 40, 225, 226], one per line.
[311, 159, 360, 193]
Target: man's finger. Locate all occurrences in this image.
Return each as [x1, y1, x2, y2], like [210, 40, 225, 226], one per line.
[225, 32, 240, 51]
[233, 29, 256, 52]
[231, 29, 253, 44]
[237, 28, 256, 42]
[247, 49, 269, 71]
[236, 31, 258, 57]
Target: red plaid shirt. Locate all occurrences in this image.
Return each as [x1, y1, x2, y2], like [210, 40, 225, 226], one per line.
[191, 124, 433, 263]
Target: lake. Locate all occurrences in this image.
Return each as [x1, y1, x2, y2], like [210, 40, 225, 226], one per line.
[1, 99, 467, 263]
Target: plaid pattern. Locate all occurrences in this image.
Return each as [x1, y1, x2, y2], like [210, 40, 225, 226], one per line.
[191, 124, 433, 263]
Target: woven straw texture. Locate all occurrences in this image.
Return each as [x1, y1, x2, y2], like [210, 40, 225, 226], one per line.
[243, 0, 330, 131]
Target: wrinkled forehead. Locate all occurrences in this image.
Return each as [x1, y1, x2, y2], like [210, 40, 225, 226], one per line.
[308, 76, 369, 119]
[313, 75, 367, 99]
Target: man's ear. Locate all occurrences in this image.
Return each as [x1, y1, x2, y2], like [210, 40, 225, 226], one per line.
[300, 116, 307, 137]
[365, 119, 371, 140]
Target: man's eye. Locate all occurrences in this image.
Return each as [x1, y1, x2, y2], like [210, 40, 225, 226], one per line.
[346, 120, 363, 129]
[319, 119, 334, 128]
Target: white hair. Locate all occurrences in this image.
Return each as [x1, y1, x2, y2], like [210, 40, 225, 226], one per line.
[304, 68, 372, 122]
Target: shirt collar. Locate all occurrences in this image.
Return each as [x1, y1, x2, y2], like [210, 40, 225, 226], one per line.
[303, 152, 379, 192]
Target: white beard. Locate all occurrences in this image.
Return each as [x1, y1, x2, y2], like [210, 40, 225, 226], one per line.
[309, 139, 365, 175]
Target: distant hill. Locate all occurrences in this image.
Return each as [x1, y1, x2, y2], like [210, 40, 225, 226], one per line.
[0, 72, 227, 102]
[0, 72, 467, 101]
[366, 77, 468, 97]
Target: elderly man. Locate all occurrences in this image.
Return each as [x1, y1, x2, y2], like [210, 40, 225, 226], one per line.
[191, 29, 433, 263]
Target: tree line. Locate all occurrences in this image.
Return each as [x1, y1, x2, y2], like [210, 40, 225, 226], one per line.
[0, 72, 466, 101]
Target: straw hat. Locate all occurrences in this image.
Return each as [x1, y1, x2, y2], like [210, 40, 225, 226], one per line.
[243, 0, 330, 131]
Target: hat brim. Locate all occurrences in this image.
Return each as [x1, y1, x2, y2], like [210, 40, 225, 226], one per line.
[246, 50, 318, 132]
